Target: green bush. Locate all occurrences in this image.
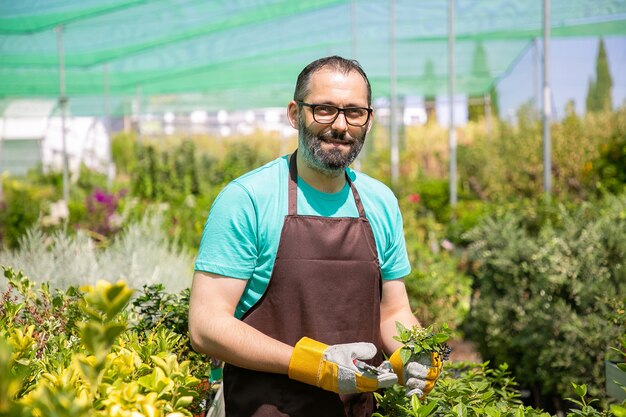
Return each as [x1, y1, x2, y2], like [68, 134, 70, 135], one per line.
[400, 196, 472, 332]
[0, 176, 55, 249]
[111, 131, 139, 176]
[463, 193, 626, 407]
[0, 267, 211, 417]
[0, 215, 194, 293]
[375, 362, 552, 417]
[591, 134, 626, 195]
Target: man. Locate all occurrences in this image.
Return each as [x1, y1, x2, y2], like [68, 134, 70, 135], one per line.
[189, 56, 441, 417]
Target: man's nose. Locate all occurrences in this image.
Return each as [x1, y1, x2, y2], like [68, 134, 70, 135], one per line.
[331, 111, 349, 132]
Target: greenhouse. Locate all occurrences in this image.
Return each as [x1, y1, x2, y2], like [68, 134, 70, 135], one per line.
[1, 2, 625, 417]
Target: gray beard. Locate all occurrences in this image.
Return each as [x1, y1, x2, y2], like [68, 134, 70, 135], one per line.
[298, 116, 365, 178]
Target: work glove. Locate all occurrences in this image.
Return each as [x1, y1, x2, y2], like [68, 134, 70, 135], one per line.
[389, 348, 442, 398]
[288, 337, 397, 394]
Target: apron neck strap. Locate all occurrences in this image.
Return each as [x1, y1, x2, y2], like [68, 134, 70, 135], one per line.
[288, 150, 367, 218]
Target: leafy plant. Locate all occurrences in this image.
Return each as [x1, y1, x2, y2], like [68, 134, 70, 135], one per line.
[0, 267, 210, 417]
[565, 383, 611, 417]
[464, 194, 626, 408]
[0, 214, 194, 293]
[393, 322, 453, 364]
[131, 284, 190, 338]
[374, 361, 553, 417]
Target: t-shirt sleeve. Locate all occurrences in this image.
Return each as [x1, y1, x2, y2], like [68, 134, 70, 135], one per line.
[194, 181, 258, 279]
[380, 201, 411, 280]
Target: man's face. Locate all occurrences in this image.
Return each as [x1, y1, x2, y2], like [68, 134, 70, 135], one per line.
[296, 68, 371, 176]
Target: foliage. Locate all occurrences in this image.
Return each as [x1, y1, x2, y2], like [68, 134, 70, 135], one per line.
[586, 38, 613, 114]
[120, 135, 282, 249]
[463, 193, 626, 406]
[591, 133, 626, 195]
[111, 132, 138, 176]
[454, 107, 625, 203]
[467, 41, 499, 121]
[0, 214, 194, 293]
[374, 361, 552, 417]
[81, 187, 127, 238]
[565, 383, 613, 417]
[131, 284, 190, 338]
[0, 267, 211, 417]
[393, 323, 453, 363]
[399, 203, 472, 331]
[0, 175, 55, 249]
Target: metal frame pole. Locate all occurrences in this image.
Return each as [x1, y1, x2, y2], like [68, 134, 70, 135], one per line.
[103, 62, 113, 188]
[389, 0, 399, 185]
[56, 25, 70, 203]
[542, 0, 551, 196]
[448, 0, 457, 207]
[351, 0, 357, 60]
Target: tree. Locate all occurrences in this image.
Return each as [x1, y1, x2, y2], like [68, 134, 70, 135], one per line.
[423, 59, 438, 124]
[468, 42, 499, 121]
[585, 37, 613, 113]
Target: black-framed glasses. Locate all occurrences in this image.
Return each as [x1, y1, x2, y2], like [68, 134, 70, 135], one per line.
[297, 101, 372, 127]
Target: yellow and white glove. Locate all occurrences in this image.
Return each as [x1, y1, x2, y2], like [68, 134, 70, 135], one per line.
[389, 349, 442, 398]
[288, 337, 398, 394]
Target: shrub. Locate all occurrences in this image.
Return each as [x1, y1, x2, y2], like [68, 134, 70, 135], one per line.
[0, 176, 55, 249]
[0, 267, 210, 417]
[463, 193, 626, 409]
[400, 203, 472, 332]
[0, 214, 194, 293]
[375, 362, 553, 417]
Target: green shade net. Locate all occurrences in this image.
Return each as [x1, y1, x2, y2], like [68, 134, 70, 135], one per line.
[1, 0, 625, 116]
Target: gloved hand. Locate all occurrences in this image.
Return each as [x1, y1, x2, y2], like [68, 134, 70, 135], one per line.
[288, 337, 397, 394]
[389, 348, 442, 398]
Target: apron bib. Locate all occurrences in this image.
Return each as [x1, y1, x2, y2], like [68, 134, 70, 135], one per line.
[223, 151, 383, 417]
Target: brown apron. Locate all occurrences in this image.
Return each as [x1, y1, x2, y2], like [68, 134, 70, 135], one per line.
[223, 151, 383, 417]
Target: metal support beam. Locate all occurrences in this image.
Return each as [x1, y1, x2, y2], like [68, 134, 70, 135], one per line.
[389, 0, 399, 185]
[542, 0, 552, 196]
[56, 25, 70, 203]
[103, 63, 113, 188]
[448, 0, 457, 207]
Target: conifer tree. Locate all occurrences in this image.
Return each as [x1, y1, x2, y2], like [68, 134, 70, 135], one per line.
[468, 42, 500, 121]
[423, 59, 437, 123]
[586, 37, 613, 113]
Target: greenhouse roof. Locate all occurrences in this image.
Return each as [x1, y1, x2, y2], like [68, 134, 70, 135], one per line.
[1, 0, 625, 116]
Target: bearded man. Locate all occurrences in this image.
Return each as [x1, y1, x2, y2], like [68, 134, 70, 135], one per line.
[189, 56, 442, 417]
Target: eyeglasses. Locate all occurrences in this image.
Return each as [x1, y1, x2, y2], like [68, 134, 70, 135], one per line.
[297, 101, 372, 127]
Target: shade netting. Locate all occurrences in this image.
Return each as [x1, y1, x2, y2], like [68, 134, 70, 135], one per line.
[1, 0, 625, 116]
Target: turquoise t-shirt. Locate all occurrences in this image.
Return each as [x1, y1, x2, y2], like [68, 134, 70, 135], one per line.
[194, 154, 411, 319]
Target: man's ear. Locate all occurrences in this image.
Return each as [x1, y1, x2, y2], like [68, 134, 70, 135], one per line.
[287, 101, 299, 129]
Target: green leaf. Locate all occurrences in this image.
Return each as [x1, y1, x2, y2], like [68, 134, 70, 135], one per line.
[610, 404, 626, 417]
[174, 395, 194, 409]
[572, 382, 587, 398]
[419, 400, 438, 417]
[480, 390, 494, 401]
[453, 403, 467, 417]
[396, 321, 408, 335]
[400, 347, 411, 364]
[410, 393, 420, 411]
[104, 323, 126, 344]
[484, 406, 501, 417]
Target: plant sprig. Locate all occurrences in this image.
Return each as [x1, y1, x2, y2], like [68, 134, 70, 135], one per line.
[393, 322, 453, 364]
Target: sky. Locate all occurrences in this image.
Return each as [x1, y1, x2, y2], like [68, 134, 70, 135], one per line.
[497, 36, 626, 121]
